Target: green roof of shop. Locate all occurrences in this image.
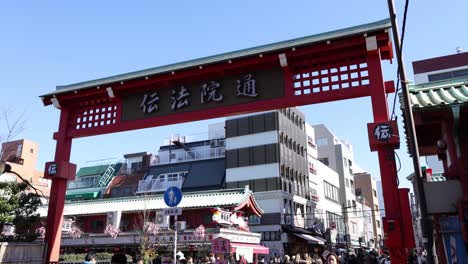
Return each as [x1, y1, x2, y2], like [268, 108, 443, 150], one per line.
[76, 163, 122, 177]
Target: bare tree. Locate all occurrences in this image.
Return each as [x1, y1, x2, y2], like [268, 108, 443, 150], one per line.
[0, 107, 44, 197]
[0, 107, 26, 160]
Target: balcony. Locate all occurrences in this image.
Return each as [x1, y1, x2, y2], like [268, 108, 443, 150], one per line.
[137, 178, 184, 193]
[157, 147, 225, 165]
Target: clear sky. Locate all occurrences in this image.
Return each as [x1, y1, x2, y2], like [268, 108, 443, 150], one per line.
[0, 1, 466, 190]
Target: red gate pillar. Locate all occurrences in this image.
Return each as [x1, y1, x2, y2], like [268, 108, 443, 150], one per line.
[44, 109, 75, 262]
[366, 39, 408, 263]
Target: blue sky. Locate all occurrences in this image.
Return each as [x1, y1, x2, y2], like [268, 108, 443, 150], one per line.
[0, 1, 466, 190]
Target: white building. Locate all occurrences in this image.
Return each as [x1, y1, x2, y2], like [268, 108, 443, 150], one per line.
[313, 124, 373, 248]
[305, 124, 342, 234]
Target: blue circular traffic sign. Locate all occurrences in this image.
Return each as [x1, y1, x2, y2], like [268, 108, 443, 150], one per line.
[164, 186, 183, 207]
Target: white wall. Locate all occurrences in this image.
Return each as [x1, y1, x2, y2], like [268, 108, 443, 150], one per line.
[225, 131, 278, 150]
[226, 163, 279, 182]
[414, 65, 468, 84]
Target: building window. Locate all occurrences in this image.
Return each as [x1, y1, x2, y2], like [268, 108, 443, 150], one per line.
[16, 144, 23, 158]
[307, 136, 316, 148]
[373, 189, 377, 197]
[324, 181, 339, 203]
[30, 148, 34, 154]
[316, 138, 328, 146]
[318, 158, 329, 166]
[376, 220, 381, 228]
[343, 158, 348, 167]
[428, 68, 468, 82]
[345, 179, 350, 188]
[326, 211, 344, 233]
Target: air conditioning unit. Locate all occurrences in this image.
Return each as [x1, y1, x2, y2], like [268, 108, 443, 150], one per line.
[155, 211, 169, 228]
[219, 139, 225, 147]
[210, 139, 219, 148]
[107, 211, 122, 228]
[176, 221, 187, 231]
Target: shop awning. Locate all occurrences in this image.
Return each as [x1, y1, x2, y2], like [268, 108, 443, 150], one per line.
[65, 191, 100, 200]
[230, 243, 270, 254]
[293, 233, 326, 245]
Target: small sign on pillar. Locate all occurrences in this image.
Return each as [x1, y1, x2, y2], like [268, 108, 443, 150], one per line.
[367, 121, 400, 151]
[44, 161, 77, 181]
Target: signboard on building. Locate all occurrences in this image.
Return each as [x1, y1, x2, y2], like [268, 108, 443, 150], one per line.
[211, 237, 231, 254]
[367, 121, 400, 151]
[212, 208, 248, 230]
[121, 68, 284, 121]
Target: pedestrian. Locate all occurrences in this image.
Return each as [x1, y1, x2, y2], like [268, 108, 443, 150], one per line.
[111, 252, 128, 264]
[363, 250, 379, 264]
[82, 252, 96, 264]
[325, 253, 338, 264]
[303, 253, 312, 264]
[238, 255, 248, 264]
[311, 254, 323, 264]
[293, 253, 301, 264]
[379, 250, 390, 264]
[347, 250, 358, 264]
[416, 250, 427, 264]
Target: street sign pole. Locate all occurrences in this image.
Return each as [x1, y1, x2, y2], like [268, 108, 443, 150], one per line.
[163, 186, 183, 264]
[174, 215, 177, 264]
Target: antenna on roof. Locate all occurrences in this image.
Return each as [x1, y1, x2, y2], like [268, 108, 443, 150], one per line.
[456, 46, 463, 54]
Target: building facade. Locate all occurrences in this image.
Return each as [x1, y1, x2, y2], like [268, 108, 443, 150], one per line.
[224, 109, 324, 254]
[354, 172, 383, 247]
[0, 139, 51, 196]
[305, 124, 342, 237]
[404, 51, 468, 263]
[312, 124, 362, 246]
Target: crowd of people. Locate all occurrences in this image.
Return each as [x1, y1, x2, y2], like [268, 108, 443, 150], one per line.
[257, 250, 389, 264]
[81, 248, 428, 264]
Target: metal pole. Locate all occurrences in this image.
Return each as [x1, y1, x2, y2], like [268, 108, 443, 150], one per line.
[342, 203, 349, 264]
[386, 0, 436, 263]
[174, 215, 178, 264]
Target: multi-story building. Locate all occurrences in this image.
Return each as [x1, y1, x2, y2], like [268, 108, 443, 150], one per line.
[0, 139, 51, 196]
[354, 172, 383, 248]
[305, 124, 342, 236]
[224, 109, 326, 254]
[312, 125, 359, 243]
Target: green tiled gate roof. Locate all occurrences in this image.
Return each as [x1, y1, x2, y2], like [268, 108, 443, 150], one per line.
[408, 77, 468, 109]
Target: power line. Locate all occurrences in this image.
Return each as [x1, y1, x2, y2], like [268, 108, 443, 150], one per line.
[390, 0, 410, 121]
[284, 208, 385, 216]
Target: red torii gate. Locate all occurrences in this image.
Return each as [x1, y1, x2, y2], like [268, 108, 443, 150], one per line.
[40, 19, 414, 263]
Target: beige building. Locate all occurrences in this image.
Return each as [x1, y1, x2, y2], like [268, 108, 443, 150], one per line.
[354, 172, 383, 247]
[1, 139, 51, 196]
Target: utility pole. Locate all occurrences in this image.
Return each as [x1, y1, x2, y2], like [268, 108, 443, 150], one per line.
[342, 203, 352, 264]
[386, 0, 436, 263]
